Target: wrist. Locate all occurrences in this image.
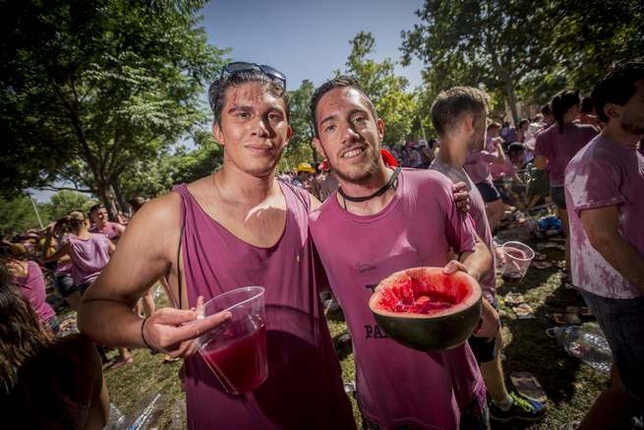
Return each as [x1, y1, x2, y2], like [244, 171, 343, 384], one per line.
[140, 317, 159, 354]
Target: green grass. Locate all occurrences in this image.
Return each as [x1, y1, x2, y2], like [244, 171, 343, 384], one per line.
[95, 235, 606, 429]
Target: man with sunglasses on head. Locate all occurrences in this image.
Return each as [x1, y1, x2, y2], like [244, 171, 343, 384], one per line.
[79, 62, 356, 429]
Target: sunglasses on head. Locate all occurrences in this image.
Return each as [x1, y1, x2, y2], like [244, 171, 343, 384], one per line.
[208, 62, 286, 111]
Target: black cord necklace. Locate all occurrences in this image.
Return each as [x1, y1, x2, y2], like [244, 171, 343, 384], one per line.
[337, 167, 401, 203]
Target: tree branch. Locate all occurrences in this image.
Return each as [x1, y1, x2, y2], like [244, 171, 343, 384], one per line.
[34, 186, 94, 193]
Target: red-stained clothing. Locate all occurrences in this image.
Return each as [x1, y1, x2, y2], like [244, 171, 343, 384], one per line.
[310, 169, 485, 429]
[174, 183, 355, 430]
[12, 261, 56, 325]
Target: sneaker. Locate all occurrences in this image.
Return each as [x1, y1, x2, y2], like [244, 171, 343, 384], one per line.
[489, 392, 546, 422]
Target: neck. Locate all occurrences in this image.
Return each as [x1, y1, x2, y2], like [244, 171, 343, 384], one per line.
[602, 122, 642, 149]
[336, 164, 397, 214]
[436, 137, 467, 168]
[214, 167, 278, 205]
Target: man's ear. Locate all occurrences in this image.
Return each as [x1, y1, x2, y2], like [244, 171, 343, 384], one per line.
[376, 118, 386, 143]
[212, 122, 224, 146]
[604, 103, 621, 120]
[285, 125, 293, 144]
[312, 136, 327, 159]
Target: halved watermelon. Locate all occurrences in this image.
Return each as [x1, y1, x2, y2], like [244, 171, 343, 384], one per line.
[368, 267, 482, 351]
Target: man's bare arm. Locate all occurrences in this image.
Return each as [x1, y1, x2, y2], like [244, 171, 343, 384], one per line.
[457, 237, 492, 282]
[581, 206, 644, 291]
[78, 194, 230, 357]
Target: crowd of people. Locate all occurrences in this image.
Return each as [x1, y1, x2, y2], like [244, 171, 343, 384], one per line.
[1, 58, 642, 430]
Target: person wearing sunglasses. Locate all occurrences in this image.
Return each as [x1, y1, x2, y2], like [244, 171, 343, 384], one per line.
[78, 62, 356, 429]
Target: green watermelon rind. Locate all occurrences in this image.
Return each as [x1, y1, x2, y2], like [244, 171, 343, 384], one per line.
[368, 267, 482, 351]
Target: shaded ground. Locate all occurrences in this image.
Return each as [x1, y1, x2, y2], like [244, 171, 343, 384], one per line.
[53, 214, 610, 429]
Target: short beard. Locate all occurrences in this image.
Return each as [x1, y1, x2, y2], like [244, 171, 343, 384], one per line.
[621, 120, 644, 136]
[332, 152, 381, 185]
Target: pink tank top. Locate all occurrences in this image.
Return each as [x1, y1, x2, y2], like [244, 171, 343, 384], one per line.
[14, 261, 56, 324]
[174, 183, 355, 430]
[67, 234, 110, 286]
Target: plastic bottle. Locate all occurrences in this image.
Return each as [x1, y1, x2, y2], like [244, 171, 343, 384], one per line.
[106, 403, 127, 430]
[127, 393, 167, 430]
[549, 324, 612, 374]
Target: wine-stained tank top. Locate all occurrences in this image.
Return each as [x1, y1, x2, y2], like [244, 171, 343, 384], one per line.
[173, 182, 355, 430]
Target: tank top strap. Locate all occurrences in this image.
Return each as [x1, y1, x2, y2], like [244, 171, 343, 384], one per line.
[171, 183, 190, 309]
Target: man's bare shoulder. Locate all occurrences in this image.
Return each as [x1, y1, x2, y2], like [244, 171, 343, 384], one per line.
[133, 192, 182, 227]
[118, 191, 183, 257]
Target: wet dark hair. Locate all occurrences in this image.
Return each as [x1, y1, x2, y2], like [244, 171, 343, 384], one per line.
[54, 211, 86, 233]
[580, 96, 595, 115]
[431, 86, 489, 137]
[310, 75, 377, 137]
[128, 196, 146, 213]
[591, 60, 644, 123]
[541, 104, 552, 117]
[89, 204, 105, 215]
[209, 69, 289, 127]
[551, 89, 581, 133]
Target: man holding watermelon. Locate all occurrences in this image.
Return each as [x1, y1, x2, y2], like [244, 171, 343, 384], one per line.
[309, 75, 493, 429]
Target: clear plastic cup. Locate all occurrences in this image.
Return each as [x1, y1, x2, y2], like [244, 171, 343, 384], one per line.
[501, 241, 535, 281]
[195, 286, 267, 394]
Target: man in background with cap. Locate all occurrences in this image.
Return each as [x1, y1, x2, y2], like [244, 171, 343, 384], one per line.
[292, 161, 321, 198]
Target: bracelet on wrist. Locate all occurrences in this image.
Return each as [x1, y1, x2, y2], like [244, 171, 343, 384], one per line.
[140, 317, 158, 354]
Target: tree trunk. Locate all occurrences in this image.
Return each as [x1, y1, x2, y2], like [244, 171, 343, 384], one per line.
[504, 81, 520, 125]
[111, 179, 129, 217]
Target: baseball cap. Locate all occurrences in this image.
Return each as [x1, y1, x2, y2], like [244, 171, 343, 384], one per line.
[297, 162, 316, 173]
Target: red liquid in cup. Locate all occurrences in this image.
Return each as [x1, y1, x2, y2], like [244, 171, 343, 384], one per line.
[202, 324, 268, 394]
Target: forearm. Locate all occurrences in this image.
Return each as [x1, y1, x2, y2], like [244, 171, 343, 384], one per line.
[78, 297, 145, 349]
[460, 240, 492, 281]
[591, 234, 644, 291]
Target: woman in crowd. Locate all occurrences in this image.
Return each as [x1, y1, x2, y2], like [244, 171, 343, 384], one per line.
[1, 243, 59, 333]
[0, 262, 109, 429]
[46, 211, 133, 367]
[534, 90, 597, 282]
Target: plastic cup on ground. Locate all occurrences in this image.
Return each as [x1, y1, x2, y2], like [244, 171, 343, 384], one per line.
[501, 241, 535, 281]
[195, 286, 267, 394]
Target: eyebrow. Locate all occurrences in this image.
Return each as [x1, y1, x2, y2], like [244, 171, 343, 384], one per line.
[319, 108, 368, 127]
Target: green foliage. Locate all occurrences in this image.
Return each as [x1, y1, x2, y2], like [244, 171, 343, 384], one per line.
[401, 0, 643, 122]
[44, 190, 95, 221]
[1, 0, 227, 212]
[170, 131, 224, 187]
[343, 31, 418, 146]
[401, 0, 555, 123]
[548, 0, 643, 92]
[280, 79, 316, 172]
[0, 196, 46, 236]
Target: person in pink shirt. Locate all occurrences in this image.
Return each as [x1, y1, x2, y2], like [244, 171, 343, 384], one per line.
[430, 87, 545, 424]
[310, 76, 493, 429]
[89, 204, 125, 244]
[564, 60, 644, 430]
[534, 90, 598, 280]
[77, 62, 356, 429]
[2, 244, 58, 333]
[46, 211, 133, 367]
[464, 122, 506, 232]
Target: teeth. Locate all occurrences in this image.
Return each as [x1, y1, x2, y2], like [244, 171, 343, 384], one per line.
[343, 149, 362, 158]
